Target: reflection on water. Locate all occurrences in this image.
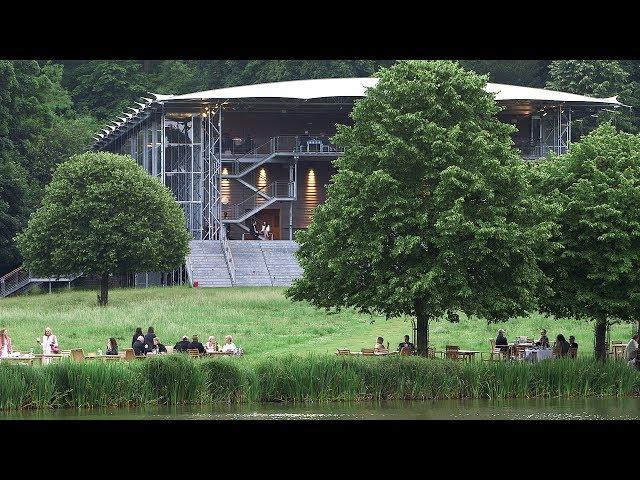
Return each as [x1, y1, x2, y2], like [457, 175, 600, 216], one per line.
[2, 397, 640, 420]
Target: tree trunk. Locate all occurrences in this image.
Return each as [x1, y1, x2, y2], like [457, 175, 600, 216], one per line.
[594, 318, 608, 362]
[98, 273, 109, 306]
[415, 299, 430, 357]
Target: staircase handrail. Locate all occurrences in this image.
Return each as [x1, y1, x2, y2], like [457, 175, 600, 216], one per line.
[226, 181, 294, 221]
[0, 266, 30, 297]
[220, 229, 236, 285]
[185, 254, 195, 287]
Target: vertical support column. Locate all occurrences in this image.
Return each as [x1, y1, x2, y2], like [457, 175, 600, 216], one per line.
[161, 111, 166, 186]
[203, 105, 223, 240]
[289, 162, 294, 240]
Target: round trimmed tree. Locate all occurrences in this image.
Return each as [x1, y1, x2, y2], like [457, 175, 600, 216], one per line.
[286, 60, 554, 355]
[533, 124, 640, 360]
[16, 151, 190, 305]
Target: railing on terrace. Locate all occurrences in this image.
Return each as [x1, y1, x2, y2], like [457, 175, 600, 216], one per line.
[222, 135, 344, 176]
[223, 181, 295, 221]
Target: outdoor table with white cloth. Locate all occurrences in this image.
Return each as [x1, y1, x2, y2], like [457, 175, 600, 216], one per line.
[524, 348, 553, 362]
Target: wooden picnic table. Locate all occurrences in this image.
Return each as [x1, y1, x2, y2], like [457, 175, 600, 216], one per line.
[204, 351, 235, 356]
[0, 355, 38, 364]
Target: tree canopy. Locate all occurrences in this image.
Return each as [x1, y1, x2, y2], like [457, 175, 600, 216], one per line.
[15, 152, 190, 305]
[532, 124, 640, 359]
[286, 60, 554, 354]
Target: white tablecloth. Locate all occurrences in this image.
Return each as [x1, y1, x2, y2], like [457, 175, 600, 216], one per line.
[524, 348, 553, 362]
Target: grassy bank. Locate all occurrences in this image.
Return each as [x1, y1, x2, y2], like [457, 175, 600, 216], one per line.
[0, 286, 636, 358]
[0, 355, 638, 410]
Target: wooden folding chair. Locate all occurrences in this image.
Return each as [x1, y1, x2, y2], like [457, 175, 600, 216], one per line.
[445, 345, 460, 360]
[70, 348, 85, 362]
[361, 348, 375, 356]
[187, 348, 201, 358]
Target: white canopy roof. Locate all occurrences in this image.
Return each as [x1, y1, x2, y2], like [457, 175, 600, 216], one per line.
[155, 77, 626, 107]
[94, 77, 627, 148]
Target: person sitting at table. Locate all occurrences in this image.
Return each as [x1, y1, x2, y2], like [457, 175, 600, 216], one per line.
[174, 335, 190, 353]
[221, 335, 238, 354]
[205, 336, 218, 353]
[132, 327, 143, 348]
[625, 335, 638, 362]
[495, 329, 509, 352]
[535, 329, 550, 348]
[151, 337, 167, 355]
[105, 338, 118, 356]
[132, 335, 146, 356]
[144, 326, 156, 354]
[553, 334, 570, 358]
[0, 329, 13, 358]
[568, 336, 578, 350]
[374, 337, 386, 352]
[397, 335, 415, 353]
[188, 335, 205, 354]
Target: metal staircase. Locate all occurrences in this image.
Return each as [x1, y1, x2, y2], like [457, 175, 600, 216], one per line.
[0, 267, 78, 298]
[224, 181, 295, 225]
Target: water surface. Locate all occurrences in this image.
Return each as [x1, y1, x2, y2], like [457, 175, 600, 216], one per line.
[2, 397, 639, 420]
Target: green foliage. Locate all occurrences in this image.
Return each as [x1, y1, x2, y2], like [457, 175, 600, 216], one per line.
[15, 151, 190, 280]
[534, 124, 640, 320]
[199, 358, 245, 402]
[547, 60, 638, 136]
[0, 356, 637, 410]
[533, 124, 640, 356]
[66, 61, 148, 121]
[460, 60, 550, 88]
[140, 354, 205, 404]
[287, 61, 553, 340]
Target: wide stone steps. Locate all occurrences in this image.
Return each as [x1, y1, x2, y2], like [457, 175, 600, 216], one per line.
[185, 240, 303, 288]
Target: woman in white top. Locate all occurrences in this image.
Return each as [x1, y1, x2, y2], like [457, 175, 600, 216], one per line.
[221, 335, 237, 354]
[205, 336, 218, 353]
[0, 328, 13, 358]
[37, 326, 58, 364]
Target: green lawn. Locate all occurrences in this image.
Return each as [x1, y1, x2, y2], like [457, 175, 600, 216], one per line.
[0, 286, 635, 358]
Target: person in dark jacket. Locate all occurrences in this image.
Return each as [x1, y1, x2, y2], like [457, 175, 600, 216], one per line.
[536, 329, 550, 348]
[132, 335, 146, 356]
[554, 334, 570, 358]
[151, 337, 167, 354]
[187, 335, 205, 354]
[397, 335, 415, 353]
[174, 335, 190, 352]
[568, 336, 578, 350]
[106, 338, 118, 356]
[496, 329, 509, 352]
[132, 327, 143, 348]
[144, 327, 156, 353]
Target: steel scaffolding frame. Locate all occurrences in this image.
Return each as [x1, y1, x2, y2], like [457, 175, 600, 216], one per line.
[541, 105, 571, 156]
[203, 105, 223, 240]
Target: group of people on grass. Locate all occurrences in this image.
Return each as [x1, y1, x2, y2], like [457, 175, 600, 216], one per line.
[369, 335, 416, 354]
[0, 326, 59, 362]
[495, 328, 578, 358]
[130, 327, 240, 356]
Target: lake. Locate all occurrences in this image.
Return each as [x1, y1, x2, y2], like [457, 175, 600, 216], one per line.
[1, 397, 639, 420]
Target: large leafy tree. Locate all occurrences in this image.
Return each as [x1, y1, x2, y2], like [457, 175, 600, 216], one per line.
[16, 152, 190, 305]
[0, 60, 84, 275]
[66, 61, 148, 121]
[286, 60, 554, 355]
[546, 60, 637, 136]
[533, 124, 640, 360]
[460, 60, 550, 88]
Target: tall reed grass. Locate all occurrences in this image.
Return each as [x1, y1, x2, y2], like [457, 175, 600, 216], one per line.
[0, 355, 638, 411]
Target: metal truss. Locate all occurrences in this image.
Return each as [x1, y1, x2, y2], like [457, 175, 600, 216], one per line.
[203, 105, 223, 240]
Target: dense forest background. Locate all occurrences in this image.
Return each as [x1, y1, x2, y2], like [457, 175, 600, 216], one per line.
[1, 59, 639, 275]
